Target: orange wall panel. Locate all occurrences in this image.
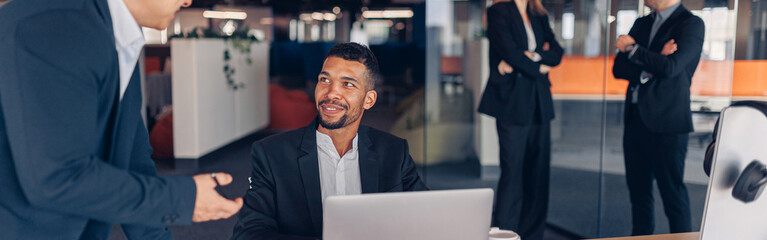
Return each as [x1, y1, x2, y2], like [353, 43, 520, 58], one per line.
[732, 60, 767, 97]
[548, 56, 627, 95]
[548, 56, 767, 98]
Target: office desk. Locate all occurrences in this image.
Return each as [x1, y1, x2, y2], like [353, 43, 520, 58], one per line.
[589, 232, 699, 240]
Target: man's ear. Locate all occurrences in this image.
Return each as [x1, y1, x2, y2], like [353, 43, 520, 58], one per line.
[363, 90, 377, 110]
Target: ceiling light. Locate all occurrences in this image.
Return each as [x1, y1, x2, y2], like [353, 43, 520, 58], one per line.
[202, 10, 247, 20]
[362, 10, 414, 19]
[324, 13, 336, 21]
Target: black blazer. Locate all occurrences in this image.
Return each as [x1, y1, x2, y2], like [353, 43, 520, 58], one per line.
[612, 5, 705, 133]
[231, 119, 428, 240]
[478, 2, 563, 125]
[0, 0, 195, 239]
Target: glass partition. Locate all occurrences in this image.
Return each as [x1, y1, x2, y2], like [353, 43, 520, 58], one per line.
[598, 0, 738, 237]
[424, 0, 760, 238]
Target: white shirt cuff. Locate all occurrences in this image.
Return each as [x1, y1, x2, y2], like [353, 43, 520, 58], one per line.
[628, 44, 638, 58]
[532, 52, 542, 62]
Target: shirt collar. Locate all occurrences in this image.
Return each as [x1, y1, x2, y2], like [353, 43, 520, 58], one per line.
[106, 0, 145, 49]
[316, 131, 359, 156]
[654, 2, 681, 21]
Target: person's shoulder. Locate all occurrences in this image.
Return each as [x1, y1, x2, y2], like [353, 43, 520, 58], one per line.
[1, 0, 100, 39]
[253, 128, 306, 150]
[679, 8, 704, 27]
[0, 0, 89, 23]
[636, 13, 653, 22]
[487, 1, 513, 14]
[362, 126, 406, 146]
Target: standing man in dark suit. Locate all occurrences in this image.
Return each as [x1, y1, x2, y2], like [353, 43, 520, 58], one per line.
[613, 0, 704, 235]
[478, 1, 562, 240]
[0, 0, 243, 239]
[232, 43, 428, 240]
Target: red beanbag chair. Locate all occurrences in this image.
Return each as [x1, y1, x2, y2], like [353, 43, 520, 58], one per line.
[150, 113, 174, 160]
[268, 83, 317, 130]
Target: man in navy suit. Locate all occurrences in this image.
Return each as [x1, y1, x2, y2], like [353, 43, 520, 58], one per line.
[0, 0, 243, 239]
[613, 0, 704, 235]
[231, 43, 428, 240]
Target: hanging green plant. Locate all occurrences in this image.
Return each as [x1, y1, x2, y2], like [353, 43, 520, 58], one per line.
[171, 25, 262, 91]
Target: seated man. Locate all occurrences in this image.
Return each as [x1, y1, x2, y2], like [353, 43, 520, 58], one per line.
[232, 42, 428, 239]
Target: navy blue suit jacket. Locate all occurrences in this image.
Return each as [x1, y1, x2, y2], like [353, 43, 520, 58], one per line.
[478, 2, 563, 125]
[0, 0, 195, 239]
[612, 5, 704, 133]
[231, 119, 428, 240]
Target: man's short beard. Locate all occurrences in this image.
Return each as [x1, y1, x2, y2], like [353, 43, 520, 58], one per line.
[319, 114, 349, 130]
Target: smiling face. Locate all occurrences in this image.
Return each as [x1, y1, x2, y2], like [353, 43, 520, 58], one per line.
[314, 56, 377, 130]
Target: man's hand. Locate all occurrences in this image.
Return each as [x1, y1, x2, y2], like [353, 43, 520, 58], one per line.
[661, 39, 677, 56]
[542, 42, 550, 51]
[539, 65, 551, 74]
[192, 172, 244, 222]
[524, 51, 535, 60]
[616, 35, 636, 52]
[498, 60, 514, 75]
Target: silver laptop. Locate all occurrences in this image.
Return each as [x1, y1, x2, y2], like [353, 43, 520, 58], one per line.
[701, 106, 767, 240]
[322, 188, 494, 240]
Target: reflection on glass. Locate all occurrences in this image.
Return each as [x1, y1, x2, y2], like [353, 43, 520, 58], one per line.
[562, 12, 575, 40]
[423, 0, 763, 238]
[599, 0, 738, 238]
[616, 10, 637, 36]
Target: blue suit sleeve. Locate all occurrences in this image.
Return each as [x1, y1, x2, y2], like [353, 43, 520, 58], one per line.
[122, 120, 174, 239]
[2, 10, 196, 227]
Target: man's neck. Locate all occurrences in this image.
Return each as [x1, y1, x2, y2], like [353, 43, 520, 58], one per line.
[655, 0, 680, 12]
[318, 121, 361, 157]
[514, 0, 528, 13]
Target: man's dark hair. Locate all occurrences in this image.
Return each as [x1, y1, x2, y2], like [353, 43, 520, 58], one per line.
[325, 42, 380, 91]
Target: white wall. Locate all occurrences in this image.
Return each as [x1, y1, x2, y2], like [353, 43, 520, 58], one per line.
[171, 39, 269, 159]
[464, 39, 500, 172]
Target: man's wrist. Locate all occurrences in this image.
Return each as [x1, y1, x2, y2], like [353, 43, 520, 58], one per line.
[623, 44, 635, 53]
[627, 44, 639, 59]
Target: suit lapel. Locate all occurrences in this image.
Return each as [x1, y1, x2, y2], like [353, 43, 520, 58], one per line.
[106, 65, 139, 167]
[648, 6, 687, 51]
[507, 3, 528, 50]
[529, 14, 543, 51]
[99, 0, 126, 165]
[357, 126, 380, 193]
[297, 120, 323, 236]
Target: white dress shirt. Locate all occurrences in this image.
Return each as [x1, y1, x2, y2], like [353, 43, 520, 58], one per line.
[316, 131, 361, 202]
[106, 0, 145, 100]
[523, 20, 543, 62]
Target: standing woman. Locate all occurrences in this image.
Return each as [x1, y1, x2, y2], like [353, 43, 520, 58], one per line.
[478, 0, 563, 240]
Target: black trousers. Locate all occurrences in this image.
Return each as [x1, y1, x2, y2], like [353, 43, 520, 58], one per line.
[493, 120, 550, 240]
[623, 104, 692, 235]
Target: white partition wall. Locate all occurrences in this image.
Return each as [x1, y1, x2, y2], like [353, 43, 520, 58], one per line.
[464, 39, 499, 176]
[171, 38, 269, 159]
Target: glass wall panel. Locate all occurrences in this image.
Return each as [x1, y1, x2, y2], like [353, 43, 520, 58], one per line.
[543, 0, 607, 237]
[599, 0, 737, 237]
[422, 0, 488, 189]
[424, 0, 753, 239]
[424, 0, 606, 237]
